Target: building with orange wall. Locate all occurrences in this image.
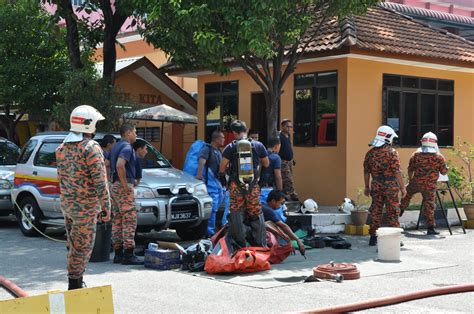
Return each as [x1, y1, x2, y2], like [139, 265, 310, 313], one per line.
[162, 5, 473, 205]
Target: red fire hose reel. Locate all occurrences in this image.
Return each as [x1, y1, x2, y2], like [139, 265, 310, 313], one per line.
[313, 262, 360, 282]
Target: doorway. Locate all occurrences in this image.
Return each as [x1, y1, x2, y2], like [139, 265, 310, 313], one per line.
[251, 92, 280, 146]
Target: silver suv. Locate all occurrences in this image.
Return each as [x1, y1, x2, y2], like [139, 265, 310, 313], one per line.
[12, 132, 212, 240]
[0, 138, 20, 216]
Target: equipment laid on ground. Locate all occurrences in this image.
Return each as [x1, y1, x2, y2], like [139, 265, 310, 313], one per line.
[89, 222, 112, 263]
[338, 198, 355, 214]
[313, 262, 360, 282]
[416, 181, 466, 235]
[300, 199, 318, 214]
[376, 227, 403, 261]
[181, 239, 213, 272]
[144, 247, 182, 270]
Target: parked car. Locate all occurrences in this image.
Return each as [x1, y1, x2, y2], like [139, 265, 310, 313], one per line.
[12, 132, 213, 240]
[0, 138, 20, 216]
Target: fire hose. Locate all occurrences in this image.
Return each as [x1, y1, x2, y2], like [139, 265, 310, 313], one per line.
[301, 283, 474, 313]
[0, 276, 28, 298]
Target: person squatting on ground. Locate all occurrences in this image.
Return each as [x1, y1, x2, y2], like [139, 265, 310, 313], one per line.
[364, 125, 406, 246]
[110, 124, 143, 265]
[400, 132, 448, 235]
[260, 137, 283, 191]
[219, 120, 269, 248]
[197, 130, 225, 237]
[262, 190, 305, 256]
[56, 105, 111, 290]
[279, 119, 299, 201]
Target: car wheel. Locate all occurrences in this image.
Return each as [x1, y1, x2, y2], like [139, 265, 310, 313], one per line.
[175, 220, 208, 241]
[17, 196, 46, 237]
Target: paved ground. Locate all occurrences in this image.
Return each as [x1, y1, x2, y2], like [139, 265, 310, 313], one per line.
[1, 215, 473, 313]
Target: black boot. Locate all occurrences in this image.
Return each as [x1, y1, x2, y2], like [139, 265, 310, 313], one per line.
[121, 248, 144, 265]
[369, 235, 377, 246]
[113, 247, 124, 264]
[427, 226, 440, 235]
[68, 277, 84, 290]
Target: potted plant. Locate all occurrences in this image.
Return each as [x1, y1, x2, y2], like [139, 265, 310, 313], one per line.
[449, 138, 474, 220]
[350, 189, 370, 226]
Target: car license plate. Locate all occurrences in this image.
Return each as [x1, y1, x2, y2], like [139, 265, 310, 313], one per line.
[171, 212, 192, 221]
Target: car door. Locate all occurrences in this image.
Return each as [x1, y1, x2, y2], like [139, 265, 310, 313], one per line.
[32, 139, 62, 218]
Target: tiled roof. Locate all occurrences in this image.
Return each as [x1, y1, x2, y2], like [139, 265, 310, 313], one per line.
[302, 6, 474, 63]
[380, 2, 474, 25]
[162, 5, 474, 74]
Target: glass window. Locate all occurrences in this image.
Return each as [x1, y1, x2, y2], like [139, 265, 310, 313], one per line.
[402, 93, 418, 146]
[383, 75, 401, 87]
[138, 143, 171, 169]
[0, 142, 20, 166]
[18, 140, 37, 164]
[294, 88, 313, 146]
[438, 80, 454, 91]
[386, 90, 400, 138]
[402, 77, 418, 89]
[35, 142, 61, 168]
[438, 95, 454, 146]
[383, 74, 454, 147]
[420, 94, 436, 135]
[293, 71, 337, 146]
[421, 79, 436, 90]
[316, 86, 337, 145]
[294, 73, 315, 87]
[204, 81, 238, 142]
[136, 127, 161, 142]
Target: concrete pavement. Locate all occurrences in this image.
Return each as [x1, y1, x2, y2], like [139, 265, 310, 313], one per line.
[0, 215, 473, 313]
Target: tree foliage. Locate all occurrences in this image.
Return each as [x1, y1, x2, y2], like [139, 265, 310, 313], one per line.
[43, 0, 136, 85]
[135, 0, 379, 138]
[0, 0, 69, 141]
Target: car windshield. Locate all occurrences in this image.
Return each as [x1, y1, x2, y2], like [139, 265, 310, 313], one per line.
[139, 144, 172, 169]
[0, 141, 19, 165]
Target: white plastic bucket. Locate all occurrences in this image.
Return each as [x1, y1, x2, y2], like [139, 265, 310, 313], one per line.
[376, 227, 403, 261]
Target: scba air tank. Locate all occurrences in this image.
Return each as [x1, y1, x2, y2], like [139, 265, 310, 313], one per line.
[236, 138, 254, 185]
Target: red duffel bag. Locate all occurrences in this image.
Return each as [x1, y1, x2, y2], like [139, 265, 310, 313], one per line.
[205, 236, 271, 274]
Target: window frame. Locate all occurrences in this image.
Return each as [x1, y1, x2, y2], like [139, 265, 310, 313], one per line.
[136, 127, 161, 142]
[293, 70, 338, 147]
[33, 141, 62, 168]
[382, 74, 454, 148]
[18, 140, 38, 164]
[204, 80, 239, 141]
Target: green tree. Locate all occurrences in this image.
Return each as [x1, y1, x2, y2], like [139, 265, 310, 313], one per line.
[0, 0, 69, 141]
[44, 0, 136, 85]
[135, 0, 379, 138]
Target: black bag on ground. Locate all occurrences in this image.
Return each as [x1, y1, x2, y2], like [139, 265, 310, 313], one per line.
[181, 239, 213, 272]
[90, 222, 112, 263]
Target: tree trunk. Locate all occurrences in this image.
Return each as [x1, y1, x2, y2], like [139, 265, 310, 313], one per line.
[264, 91, 280, 140]
[102, 31, 117, 86]
[60, 0, 83, 70]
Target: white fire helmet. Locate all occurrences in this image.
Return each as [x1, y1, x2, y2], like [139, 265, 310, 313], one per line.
[370, 125, 398, 147]
[420, 132, 439, 153]
[64, 105, 105, 143]
[339, 198, 355, 214]
[300, 199, 318, 214]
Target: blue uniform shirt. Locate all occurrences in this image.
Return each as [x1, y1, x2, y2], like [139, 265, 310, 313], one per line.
[262, 204, 281, 223]
[261, 149, 282, 187]
[110, 139, 136, 182]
